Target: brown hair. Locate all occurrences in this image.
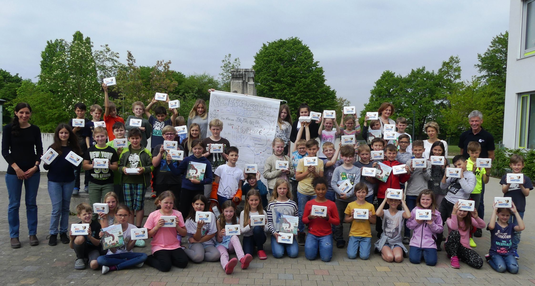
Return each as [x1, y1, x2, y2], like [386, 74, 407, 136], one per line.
[305, 139, 319, 148]
[243, 189, 265, 227]
[340, 145, 355, 157]
[510, 154, 525, 165]
[155, 191, 176, 207]
[76, 202, 92, 215]
[467, 141, 481, 152]
[416, 190, 436, 213]
[378, 102, 395, 117]
[412, 140, 424, 148]
[218, 201, 238, 230]
[278, 104, 292, 126]
[385, 144, 397, 152]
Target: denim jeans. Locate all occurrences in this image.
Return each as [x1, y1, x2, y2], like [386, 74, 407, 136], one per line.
[365, 195, 374, 204]
[489, 254, 518, 274]
[508, 211, 524, 251]
[325, 191, 336, 202]
[297, 192, 316, 232]
[271, 235, 298, 258]
[305, 233, 333, 261]
[48, 180, 75, 235]
[6, 173, 40, 238]
[243, 226, 266, 255]
[97, 252, 148, 270]
[347, 236, 371, 259]
[404, 195, 417, 237]
[409, 246, 437, 266]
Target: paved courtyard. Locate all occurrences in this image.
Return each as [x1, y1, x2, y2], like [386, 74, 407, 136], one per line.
[1, 175, 535, 286]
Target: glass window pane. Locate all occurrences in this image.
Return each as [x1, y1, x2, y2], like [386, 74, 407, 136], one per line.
[520, 95, 528, 148]
[526, 1, 535, 51]
[529, 94, 535, 149]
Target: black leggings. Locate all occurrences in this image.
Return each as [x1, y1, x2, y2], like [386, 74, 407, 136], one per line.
[146, 248, 189, 272]
[179, 188, 204, 217]
[445, 231, 483, 269]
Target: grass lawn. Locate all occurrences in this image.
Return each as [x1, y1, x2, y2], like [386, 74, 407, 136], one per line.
[448, 145, 461, 157]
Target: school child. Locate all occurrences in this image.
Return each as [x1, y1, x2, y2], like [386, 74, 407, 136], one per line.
[331, 145, 360, 248]
[242, 173, 269, 208]
[266, 179, 299, 258]
[296, 139, 324, 245]
[184, 194, 220, 263]
[125, 101, 152, 148]
[45, 124, 82, 246]
[144, 191, 189, 272]
[215, 201, 253, 274]
[437, 155, 476, 250]
[426, 141, 448, 208]
[86, 103, 104, 148]
[290, 122, 310, 203]
[118, 128, 153, 228]
[318, 117, 341, 159]
[240, 190, 267, 259]
[72, 103, 90, 195]
[211, 146, 244, 207]
[303, 177, 340, 262]
[98, 192, 119, 229]
[339, 114, 360, 138]
[183, 123, 201, 156]
[396, 134, 412, 164]
[290, 103, 319, 143]
[403, 140, 429, 244]
[344, 183, 376, 259]
[187, 99, 209, 139]
[370, 137, 386, 163]
[152, 126, 182, 206]
[146, 97, 178, 148]
[83, 127, 119, 220]
[353, 144, 377, 204]
[275, 104, 292, 156]
[375, 144, 410, 238]
[322, 142, 342, 203]
[98, 204, 148, 274]
[487, 203, 525, 273]
[106, 122, 128, 202]
[444, 201, 485, 269]
[362, 118, 382, 144]
[70, 203, 103, 270]
[173, 116, 187, 144]
[374, 196, 411, 263]
[395, 117, 412, 152]
[202, 118, 231, 171]
[102, 83, 124, 141]
[264, 138, 294, 197]
[168, 139, 213, 216]
[406, 190, 443, 266]
[501, 154, 533, 259]
[466, 141, 489, 244]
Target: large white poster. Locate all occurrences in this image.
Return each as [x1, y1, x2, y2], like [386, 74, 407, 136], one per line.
[207, 91, 281, 175]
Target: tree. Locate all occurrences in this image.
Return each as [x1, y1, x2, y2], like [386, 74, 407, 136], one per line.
[253, 37, 337, 118]
[219, 54, 240, 92]
[475, 32, 508, 91]
[38, 39, 69, 96]
[93, 44, 124, 80]
[0, 69, 23, 125]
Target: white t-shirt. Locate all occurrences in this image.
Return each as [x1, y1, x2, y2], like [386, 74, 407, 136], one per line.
[106, 223, 136, 255]
[423, 139, 448, 160]
[215, 164, 245, 199]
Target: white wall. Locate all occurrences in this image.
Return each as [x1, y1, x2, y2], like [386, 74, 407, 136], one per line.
[0, 132, 55, 172]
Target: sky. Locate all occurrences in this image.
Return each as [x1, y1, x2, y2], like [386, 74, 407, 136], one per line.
[0, 0, 510, 112]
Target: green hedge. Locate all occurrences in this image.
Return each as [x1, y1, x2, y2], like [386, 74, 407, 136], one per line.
[491, 145, 535, 179]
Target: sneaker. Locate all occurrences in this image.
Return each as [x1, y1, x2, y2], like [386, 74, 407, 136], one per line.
[81, 186, 88, 193]
[225, 258, 238, 274]
[240, 254, 253, 269]
[513, 250, 519, 260]
[469, 237, 477, 248]
[298, 233, 306, 245]
[402, 236, 410, 245]
[74, 258, 86, 270]
[135, 239, 146, 247]
[450, 256, 460, 269]
[485, 254, 490, 262]
[474, 228, 482, 237]
[336, 240, 346, 249]
[136, 262, 144, 268]
[29, 235, 39, 246]
[257, 250, 267, 260]
[72, 188, 79, 196]
[60, 233, 70, 244]
[48, 234, 58, 246]
[102, 266, 110, 275]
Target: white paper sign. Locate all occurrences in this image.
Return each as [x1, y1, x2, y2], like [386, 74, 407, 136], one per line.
[303, 157, 318, 166]
[494, 197, 512, 208]
[72, 118, 85, 127]
[476, 158, 492, 168]
[392, 164, 407, 175]
[458, 199, 475, 211]
[168, 100, 180, 109]
[168, 149, 184, 161]
[225, 224, 241, 236]
[366, 112, 379, 120]
[251, 215, 266, 226]
[383, 124, 396, 132]
[341, 135, 356, 145]
[386, 188, 403, 200]
[131, 228, 148, 240]
[161, 216, 176, 227]
[299, 116, 311, 123]
[210, 144, 223, 153]
[93, 203, 109, 214]
[245, 164, 257, 174]
[371, 151, 384, 161]
[506, 173, 524, 184]
[155, 93, 168, 101]
[114, 138, 127, 148]
[353, 209, 369, 220]
[66, 151, 83, 166]
[323, 110, 336, 119]
[277, 232, 293, 244]
[431, 156, 445, 166]
[362, 167, 377, 177]
[275, 160, 289, 170]
[344, 106, 356, 114]
[175, 125, 187, 135]
[163, 140, 178, 150]
[383, 131, 397, 140]
[195, 211, 212, 223]
[71, 224, 89, 235]
[310, 112, 321, 121]
[94, 121, 106, 128]
[338, 179, 353, 194]
[412, 159, 426, 168]
[125, 168, 140, 174]
[129, 118, 142, 127]
[311, 205, 327, 217]
[446, 168, 462, 178]
[42, 148, 59, 165]
[93, 159, 109, 169]
[416, 209, 432, 220]
[103, 77, 116, 86]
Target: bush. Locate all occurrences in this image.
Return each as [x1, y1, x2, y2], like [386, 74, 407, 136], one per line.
[492, 145, 535, 179]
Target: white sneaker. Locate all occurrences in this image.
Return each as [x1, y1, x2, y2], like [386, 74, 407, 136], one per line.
[102, 266, 110, 275]
[136, 262, 144, 268]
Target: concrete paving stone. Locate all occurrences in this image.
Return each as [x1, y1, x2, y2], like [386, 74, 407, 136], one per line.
[307, 274, 325, 281]
[299, 269, 315, 274]
[457, 272, 476, 279]
[262, 273, 278, 279]
[237, 278, 255, 284]
[330, 282, 349, 286]
[278, 273, 293, 280]
[248, 262, 264, 269]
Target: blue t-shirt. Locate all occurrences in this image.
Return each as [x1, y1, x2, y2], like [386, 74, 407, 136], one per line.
[149, 116, 172, 148]
[500, 174, 533, 212]
[488, 223, 514, 256]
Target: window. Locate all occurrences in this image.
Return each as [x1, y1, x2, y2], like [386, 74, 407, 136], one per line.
[522, 0, 535, 56]
[518, 93, 535, 148]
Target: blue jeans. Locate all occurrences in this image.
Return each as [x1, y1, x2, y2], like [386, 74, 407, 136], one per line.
[6, 173, 40, 238]
[365, 195, 374, 204]
[48, 180, 75, 235]
[325, 191, 336, 202]
[97, 252, 148, 270]
[489, 254, 518, 274]
[305, 233, 333, 261]
[347, 236, 371, 259]
[243, 226, 266, 255]
[297, 192, 316, 232]
[271, 235, 298, 258]
[509, 211, 524, 250]
[409, 246, 437, 266]
[404, 195, 417, 237]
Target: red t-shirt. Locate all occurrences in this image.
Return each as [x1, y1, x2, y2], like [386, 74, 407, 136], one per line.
[302, 199, 340, 236]
[104, 115, 124, 141]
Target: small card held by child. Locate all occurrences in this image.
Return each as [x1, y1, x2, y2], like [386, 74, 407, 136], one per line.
[155, 92, 168, 101]
[210, 144, 223, 153]
[366, 112, 378, 120]
[386, 188, 403, 200]
[225, 224, 241, 236]
[476, 158, 492, 168]
[323, 110, 336, 119]
[251, 215, 265, 226]
[72, 118, 85, 127]
[275, 160, 289, 170]
[338, 179, 353, 194]
[195, 211, 212, 223]
[392, 164, 407, 175]
[506, 173, 524, 184]
[125, 168, 141, 174]
[93, 203, 109, 214]
[103, 77, 116, 86]
[311, 205, 327, 217]
[383, 131, 397, 140]
[430, 156, 445, 166]
[310, 111, 321, 121]
[383, 124, 396, 132]
[362, 167, 377, 177]
[94, 121, 106, 128]
[299, 116, 311, 122]
[71, 224, 89, 236]
[277, 232, 293, 244]
[371, 151, 384, 161]
[344, 106, 356, 114]
[93, 158, 109, 169]
[131, 228, 148, 240]
[168, 149, 184, 161]
[161, 216, 176, 227]
[412, 158, 426, 168]
[168, 100, 180, 109]
[458, 199, 475, 211]
[245, 164, 257, 174]
[353, 209, 369, 220]
[66, 151, 83, 167]
[163, 140, 178, 150]
[446, 168, 462, 178]
[303, 157, 318, 166]
[129, 118, 142, 127]
[341, 135, 355, 145]
[42, 148, 59, 165]
[416, 209, 432, 220]
[114, 138, 127, 148]
[494, 197, 512, 208]
[175, 125, 187, 134]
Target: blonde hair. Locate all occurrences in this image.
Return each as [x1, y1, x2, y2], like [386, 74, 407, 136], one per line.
[90, 104, 103, 113]
[424, 121, 440, 134]
[188, 99, 207, 120]
[132, 101, 145, 112]
[272, 137, 285, 147]
[209, 118, 223, 129]
[186, 123, 201, 151]
[93, 126, 108, 137]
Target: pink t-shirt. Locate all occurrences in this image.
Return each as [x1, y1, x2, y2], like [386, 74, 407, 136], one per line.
[144, 209, 185, 254]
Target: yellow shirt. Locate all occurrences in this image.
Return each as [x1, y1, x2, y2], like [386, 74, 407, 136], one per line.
[296, 157, 324, 196]
[345, 201, 376, 237]
[466, 158, 486, 195]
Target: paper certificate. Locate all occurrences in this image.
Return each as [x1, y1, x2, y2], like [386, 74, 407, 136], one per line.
[155, 92, 168, 101]
[430, 156, 445, 166]
[103, 77, 116, 86]
[344, 106, 356, 114]
[72, 118, 85, 127]
[323, 110, 336, 119]
[66, 151, 83, 167]
[338, 180, 353, 194]
[383, 131, 397, 140]
[366, 112, 378, 120]
[125, 168, 140, 174]
[93, 203, 109, 214]
[168, 100, 180, 109]
[458, 199, 475, 211]
[71, 224, 89, 236]
[392, 164, 407, 175]
[311, 205, 327, 217]
[353, 209, 369, 220]
[163, 140, 178, 150]
[42, 148, 59, 165]
[275, 160, 289, 170]
[476, 158, 492, 168]
[386, 188, 403, 200]
[94, 121, 106, 128]
[412, 159, 426, 168]
[494, 197, 512, 208]
[131, 228, 148, 240]
[168, 149, 184, 161]
[362, 167, 377, 177]
[310, 112, 321, 121]
[383, 124, 396, 132]
[371, 151, 384, 161]
[506, 173, 524, 184]
[299, 116, 311, 122]
[195, 211, 212, 223]
[303, 157, 318, 166]
[341, 135, 355, 145]
[114, 138, 127, 148]
[416, 209, 432, 220]
[175, 125, 187, 135]
[446, 168, 462, 178]
[93, 158, 109, 169]
[225, 224, 241, 236]
[245, 164, 257, 174]
[129, 118, 142, 127]
[277, 232, 293, 244]
[210, 144, 223, 153]
[251, 215, 265, 226]
[161, 216, 176, 227]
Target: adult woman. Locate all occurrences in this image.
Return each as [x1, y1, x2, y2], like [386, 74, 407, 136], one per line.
[187, 99, 209, 139]
[378, 102, 396, 132]
[275, 104, 292, 155]
[423, 121, 448, 160]
[2, 103, 43, 248]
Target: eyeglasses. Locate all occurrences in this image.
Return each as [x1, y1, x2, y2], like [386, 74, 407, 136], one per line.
[116, 214, 128, 217]
[398, 141, 410, 144]
[164, 133, 176, 137]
